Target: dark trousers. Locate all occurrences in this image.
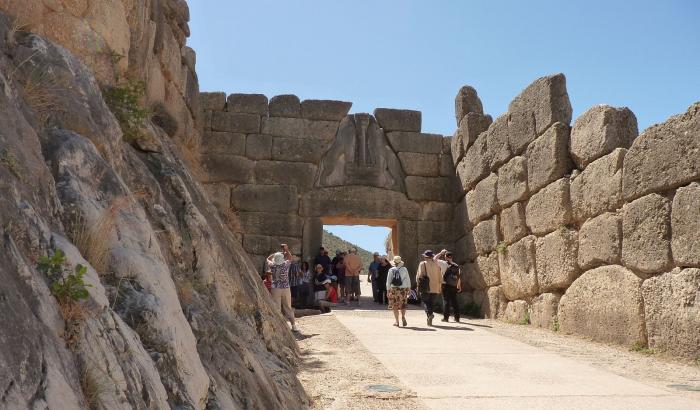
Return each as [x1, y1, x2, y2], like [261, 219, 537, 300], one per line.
[370, 273, 380, 302]
[422, 293, 440, 316]
[442, 285, 460, 320]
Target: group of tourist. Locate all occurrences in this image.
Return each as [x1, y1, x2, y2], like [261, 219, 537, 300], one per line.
[263, 244, 462, 332]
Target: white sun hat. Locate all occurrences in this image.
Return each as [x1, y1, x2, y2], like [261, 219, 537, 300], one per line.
[272, 252, 286, 265]
[390, 255, 404, 267]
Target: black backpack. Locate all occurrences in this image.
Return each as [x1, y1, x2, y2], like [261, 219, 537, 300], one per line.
[390, 268, 403, 287]
[443, 263, 460, 287]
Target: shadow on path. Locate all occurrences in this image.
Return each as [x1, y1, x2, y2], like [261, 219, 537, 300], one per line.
[431, 325, 474, 331]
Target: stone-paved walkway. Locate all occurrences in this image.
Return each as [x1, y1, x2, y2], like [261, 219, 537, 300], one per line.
[311, 282, 700, 410]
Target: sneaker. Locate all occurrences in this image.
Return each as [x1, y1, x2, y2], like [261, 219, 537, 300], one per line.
[427, 314, 434, 327]
[402, 317, 407, 327]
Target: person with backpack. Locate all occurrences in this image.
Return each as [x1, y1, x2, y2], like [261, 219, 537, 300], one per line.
[416, 250, 443, 326]
[386, 255, 411, 327]
[434, 249, 462, 322]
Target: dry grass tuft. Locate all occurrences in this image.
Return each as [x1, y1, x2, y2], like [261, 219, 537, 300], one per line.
[80, 367, 109, 409]
[20, 68, 67, 124]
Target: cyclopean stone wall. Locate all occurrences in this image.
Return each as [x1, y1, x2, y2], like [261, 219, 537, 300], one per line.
[454, 73, 700, 359]
[198, 93, 459, 278]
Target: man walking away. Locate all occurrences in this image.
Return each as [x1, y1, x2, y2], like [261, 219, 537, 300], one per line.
[266, 245, 298, 332]
[416, 250, 443, 326]
[434, 249, 461, 322]
[368, 252, 381, 303]
[344, 248, 363, 305]
[314, 246, 332, 274]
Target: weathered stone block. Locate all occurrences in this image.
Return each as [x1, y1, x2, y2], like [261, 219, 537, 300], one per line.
[536, 228, 579, 292]
[499, 235, 538, 301]
[405, 176, 454, 202]
[671, 183, 700, 267]
[453, 113, 492, 164]
[202, 183, 231, 212]
[497, 156, 528, 207]
[642, 268, 700, 359]
[237, 212, 303, 237]
[201, 154, 254, 184]
[261, 117, 338, 140]
[300, 187, 420, 220]
[473, 217, 500, 255]
[526, 122, 572, 193]
[622, 193, 672, 275]
[211, 111, 260, 133]
[226, 93, 268, 115]
[508, 109, 537, 155]
[398, 152, 440, 177]
[578, 212, 621, 270]
[464, 263, 486, 290]
[417, 221, 453, 244]
[269, 94, 301, 117]
[245, 134, 272, 160]
[504, 300, 529, 324]
[301, 99, 352, 121]
[479, 285, 508, 319]
[271, 137, 328, 163]
[570, 105, 638, 168]
[254, 161, 317, 189]
[529, 293, 561, 329]
[622, 103, 700, 201]
[558, 265, 645, 346]
[439, 153, 455, 177]
[200, 92, 225, 111]
[374, 108, 421, 132]
[457, 134, 490, 191]
[453, 196, 471, 239]
[476, 252, 500, 287]
[508, 73, 573, 135]
[455, 85, 484, 125]
[466, 173, 498, 225]
[231, 184, 299, 214]
[525, 178, 572, 235]
[420, 202, 454, 222]
[570, 148, 625, 222]
[201, 131, 246, 155]
[243, 234, 301, 256]
[499, 202, 527, 244]
[485, 114, 512, 171]
[386, 131, 443, 154]
[454, 234, 476, 265]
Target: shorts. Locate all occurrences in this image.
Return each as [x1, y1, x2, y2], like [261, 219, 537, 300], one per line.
[345, 275, 361, 295]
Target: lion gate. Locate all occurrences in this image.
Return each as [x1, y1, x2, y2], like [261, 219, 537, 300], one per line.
[197, 93, 459, 277]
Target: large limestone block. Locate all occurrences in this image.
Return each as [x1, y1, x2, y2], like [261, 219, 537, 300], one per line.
[269, 94, 301, 117]
[301, 99, 352, 121]
[238, 212, 303, 237]
[473, 216, 500, 255]
[201, 154, 254, 184]
[466, 173, 498, 224]
[200, 92, 226, 111]
[202, 183, 232, 213]
[464, 263, 486, 289]
[499, 202, 528, 244]
[536, 228, 580, 292]
[245, 133, 272, 160]
[642, 268, 700, 359]
[421, 202, 454, 222]
[417, 221, 454, 244]
[226, 93, 268, 115]
[476, 252, 501, 287]
[201, 131, 246, 155]
[458, 134, 490, 190]
[254, 161, 317, 189]
[455, 85, 484, 125]
[529, 293, 561, 329]
[299, 187, 420, 220]
[478, 286, 508, 319]
[671, 183, 700, 267]
[271, 137, 328, 163]
[243, 234, 302, 256]
[622, 193, 672, 275]
[578, 212, 621, 270]
[570, 148, 625, 222]
[211, 111, 260, 133]
[454, 234, 477, 265]
[452, 113, 492, 164]
[499, 235, 538, 300]
[525, 178, 572, 235]
[508, 109, 537, 155]
[570, 105, 638, 168]
[453, 196, 471, 239]
[508, 73, 573, 135]
[485, 114, 512, 171]
[231, 185, 299, 214]
[386, 131, 443, 154]
[405, 176, 455, 202]
[558, 265, 646, 346]
[398, 152, 440, 176]
[526, 122, 573, 192]
[497, 156, 528, 207]
[439, 153, 455, 177]
[504, 300, 529, 323]
[261, 117, 338, 140]
[622, 103, 700, 200]
[374, 108, 421, 132]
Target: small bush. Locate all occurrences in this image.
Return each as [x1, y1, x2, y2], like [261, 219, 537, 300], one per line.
[37, 249, 92, 305]
[81, 367, 108, 409]
[496, 241, 508, 255]
[552, 318, 560, 332]
[630, 341, 655, 355]
[102, 80, 150, 142]
[519, 311, 530, 325]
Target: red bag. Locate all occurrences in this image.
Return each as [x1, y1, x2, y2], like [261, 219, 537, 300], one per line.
[327, 286, 338, 303]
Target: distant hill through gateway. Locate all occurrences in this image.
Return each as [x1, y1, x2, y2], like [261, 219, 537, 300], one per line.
[322, 230, 376, 271]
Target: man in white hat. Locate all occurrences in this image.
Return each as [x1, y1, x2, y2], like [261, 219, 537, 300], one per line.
[266, 244, 298, 332]
[416, 250, 443, 326]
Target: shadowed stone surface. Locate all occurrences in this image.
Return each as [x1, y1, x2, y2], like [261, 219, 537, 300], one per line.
[452, 113, 492, 164]
[301, 99, 352, 121]
[386, 131, 444, 154]
[508, 73, 573, 135]
[508, 109, 537, 155]
[530, 293, 561, 329]
[231, 185, 299, 214]
[405, 176, 455, 202]
[526, 122, 572, 193]
[245, 133, 273, 160]
[455, 85, 484, 125]
[559, 265, 645, 346]
[499, 235, 538, 301]
[269, 94, 301, 117]
[201, 131, 246, 155]
[398, 152, 440, 177]
[578, 212, 621, 270]
[254, 161, 317, 188]
[458, 134, 490, 190]
[570, 148, 625, 222]
[374, 108, 422, 132]
[485, 114, 512, 171]
[570, 105, 638, 168]
[238, 212, 303, 237]
[525, 178, 572, 236]
[473, 217, 500, 255]
[211, 111, 261, 133]
[497, 156, 528, 207]
[227, 93, 268, 115]
[202, 154, 255, 184]
[476, 252, 501, 287]
[201, 92, 226, 111]
[467, 173, 498, 225]
[536, 228, 579, 292]
[622, 193, 672, 275]
[671, 183, 700, 267]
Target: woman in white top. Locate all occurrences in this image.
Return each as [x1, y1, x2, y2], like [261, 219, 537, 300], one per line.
[386, 255, 411, 327]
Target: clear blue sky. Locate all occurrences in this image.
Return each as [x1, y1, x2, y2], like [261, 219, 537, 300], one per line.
[189, 1, 699, 252]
